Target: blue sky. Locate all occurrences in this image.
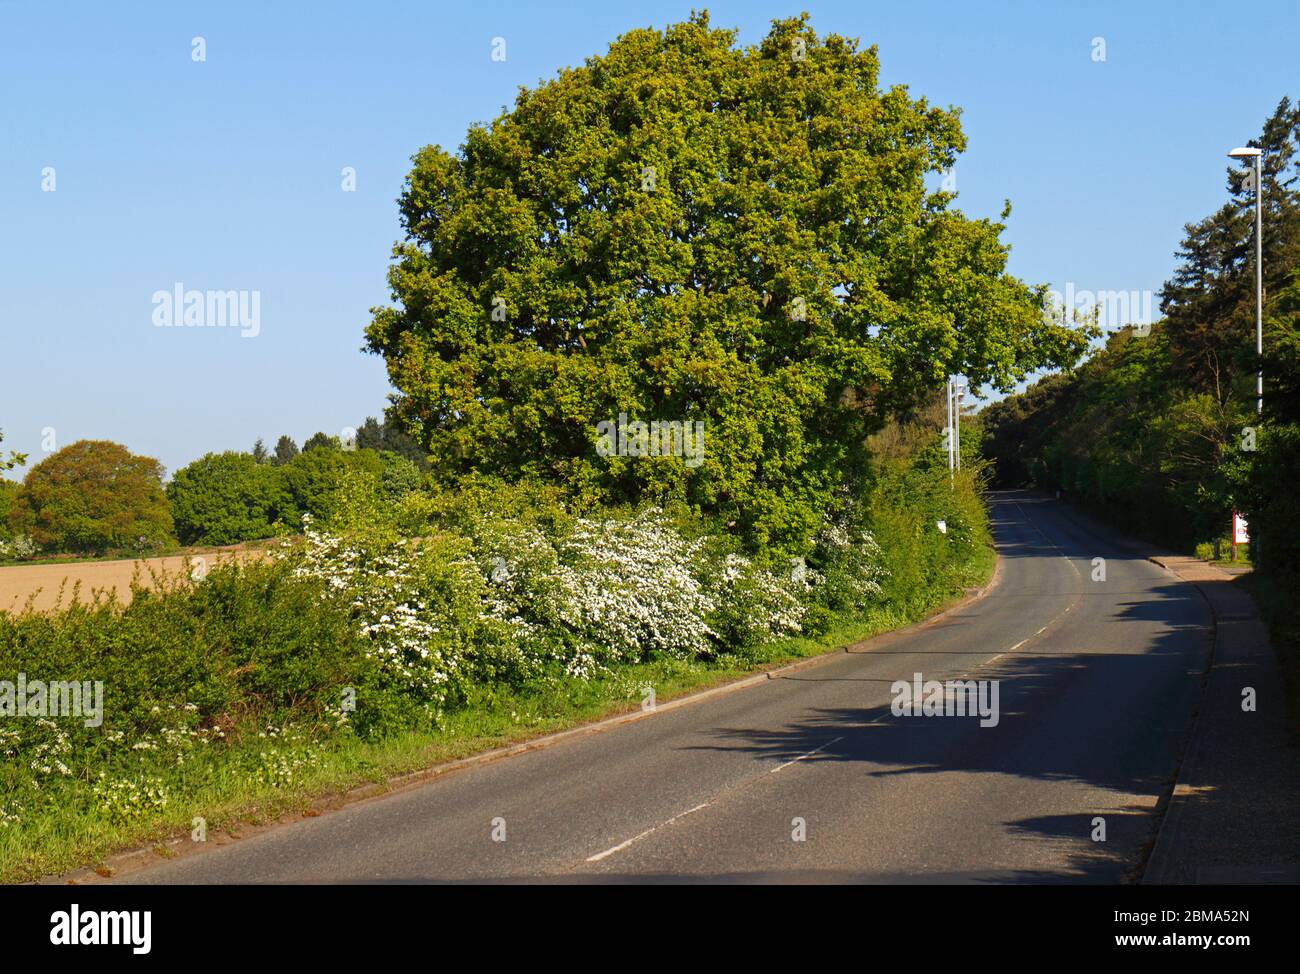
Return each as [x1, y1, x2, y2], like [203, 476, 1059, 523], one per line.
[2, 0, 1296, 479]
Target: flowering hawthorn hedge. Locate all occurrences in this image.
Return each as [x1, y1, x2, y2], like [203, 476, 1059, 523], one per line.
[0, 459, 989, 842]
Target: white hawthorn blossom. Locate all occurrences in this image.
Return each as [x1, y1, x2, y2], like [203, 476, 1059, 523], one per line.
[286, 506, 885, 686]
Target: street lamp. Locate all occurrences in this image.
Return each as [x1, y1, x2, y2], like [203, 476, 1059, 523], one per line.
[1228, 145, 1263, 415]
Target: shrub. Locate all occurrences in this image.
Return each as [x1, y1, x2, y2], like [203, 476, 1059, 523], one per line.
[806, 501, 889, 614]
[288, 517, 505, 725]
[461, 505, 806, 670]
[0, 534, 37, 561]
[866, 449, 990, 617]
[0, 554, 369, 829]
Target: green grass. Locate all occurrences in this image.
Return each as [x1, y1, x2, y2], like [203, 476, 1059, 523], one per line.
[1193, 540, 1252, 569]
[0, 543, 995, 883]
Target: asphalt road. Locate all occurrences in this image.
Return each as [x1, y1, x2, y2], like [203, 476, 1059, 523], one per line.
[119, 490, 1213, 883]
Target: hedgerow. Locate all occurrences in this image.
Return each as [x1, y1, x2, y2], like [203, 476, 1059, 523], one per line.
[0, 442, 987, 872]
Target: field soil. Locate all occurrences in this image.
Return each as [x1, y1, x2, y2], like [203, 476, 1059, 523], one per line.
[0, 544, 264, 612]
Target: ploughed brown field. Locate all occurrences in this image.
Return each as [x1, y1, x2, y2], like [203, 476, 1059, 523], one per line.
[0, 545, 264, 613]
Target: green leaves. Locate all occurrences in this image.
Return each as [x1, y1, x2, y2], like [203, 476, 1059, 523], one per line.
[167, 452, 286, 546]
[10, 441, 174, 555]
[167, 448, 424, 546]
[986, 95, 1300, 562]
[367, 13, 1083, 551]
[0, 430, 25, 474]
[1162, 98, 1300, 401]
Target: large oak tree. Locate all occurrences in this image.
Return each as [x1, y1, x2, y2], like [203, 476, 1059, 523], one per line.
[366, 13, 1088, 549]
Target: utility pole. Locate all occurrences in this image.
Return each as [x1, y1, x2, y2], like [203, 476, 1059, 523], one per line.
[954, 382, 965, 473]
[946, 378, 955, 485]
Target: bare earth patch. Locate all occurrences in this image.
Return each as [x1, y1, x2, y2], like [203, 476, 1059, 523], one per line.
[0, 545, 263, 612]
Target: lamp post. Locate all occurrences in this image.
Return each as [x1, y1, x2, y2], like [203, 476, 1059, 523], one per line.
[946, 378, 954, 484]
[955, 382, 966, 472]
[1228, 146, 1263, 416]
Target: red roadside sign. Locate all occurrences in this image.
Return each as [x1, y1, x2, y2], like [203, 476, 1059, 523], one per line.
[1233, 512, 1249, 545]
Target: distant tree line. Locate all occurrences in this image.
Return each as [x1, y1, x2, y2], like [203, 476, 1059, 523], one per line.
[982, 97, 1300, 575]
[0, 417, 427, 556]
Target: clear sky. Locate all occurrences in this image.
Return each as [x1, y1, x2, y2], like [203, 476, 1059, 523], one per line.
[2, 0, 1296, 479]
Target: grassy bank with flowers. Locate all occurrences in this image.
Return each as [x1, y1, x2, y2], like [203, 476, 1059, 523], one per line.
[0, 448, 990, 882]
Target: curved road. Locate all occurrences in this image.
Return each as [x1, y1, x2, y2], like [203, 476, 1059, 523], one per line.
[115, 491, 1213, 883]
